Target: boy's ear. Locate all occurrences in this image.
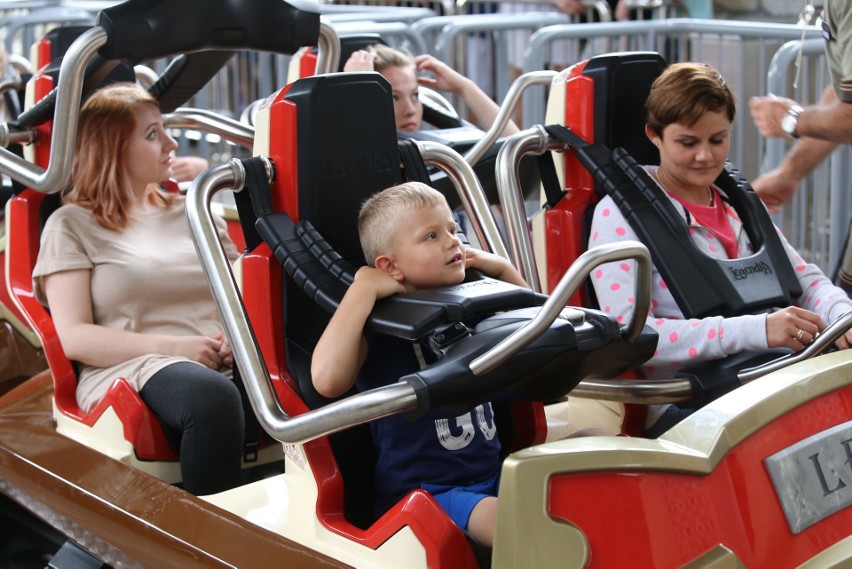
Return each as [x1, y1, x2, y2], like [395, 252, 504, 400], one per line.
[375, 255, 405, 282]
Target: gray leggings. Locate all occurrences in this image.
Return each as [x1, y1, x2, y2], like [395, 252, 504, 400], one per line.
[140, 361, 244, 495]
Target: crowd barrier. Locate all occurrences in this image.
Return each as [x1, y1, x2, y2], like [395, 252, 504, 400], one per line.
[765, 37, 849, 276]
[0, 2, 843, 274]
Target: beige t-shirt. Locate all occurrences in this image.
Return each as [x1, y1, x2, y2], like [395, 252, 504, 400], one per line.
[32, 197, 240, 412]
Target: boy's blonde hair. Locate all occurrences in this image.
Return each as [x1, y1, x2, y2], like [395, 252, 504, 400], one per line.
[358, 182, 448, 266]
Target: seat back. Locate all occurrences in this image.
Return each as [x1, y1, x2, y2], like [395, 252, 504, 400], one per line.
[541, 51, 665, 300]
[6, 28, 179, 462]
[241, 71, 559, 566]
[540, 52, 803, 433]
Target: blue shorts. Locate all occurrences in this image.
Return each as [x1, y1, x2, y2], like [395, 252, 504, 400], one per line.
[421, 472, 500, 530]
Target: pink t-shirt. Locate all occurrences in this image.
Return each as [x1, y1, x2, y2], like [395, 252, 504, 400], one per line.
[668, 189, 738, 259]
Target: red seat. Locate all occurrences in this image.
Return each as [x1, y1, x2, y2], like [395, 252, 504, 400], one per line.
[8, 185, 180, 461]
[237, 72, 547, 567]
[5, 30, 181, 462]
[540, 52, 667, 435]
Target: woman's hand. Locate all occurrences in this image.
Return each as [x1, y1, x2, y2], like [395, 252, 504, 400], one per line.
[214, 330, 234, 369]
[168, 334, 229, 370]
[765, 306, 825, 350]
[343, 50, 376, 73]
[414, 54, 468, 95]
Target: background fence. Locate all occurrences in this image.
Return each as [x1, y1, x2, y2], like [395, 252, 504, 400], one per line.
[0, 0, 844, 275]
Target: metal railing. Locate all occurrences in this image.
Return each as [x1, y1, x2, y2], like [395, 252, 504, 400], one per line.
[764, 37, 848, 277]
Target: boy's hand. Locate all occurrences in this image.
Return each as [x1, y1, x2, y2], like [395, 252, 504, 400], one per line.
[354, 266, 406, 299]
[464, 248, 528, 288]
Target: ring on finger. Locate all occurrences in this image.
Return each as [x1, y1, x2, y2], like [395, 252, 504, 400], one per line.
[208, 360, 216, 368]
[795, 329, 805, 342]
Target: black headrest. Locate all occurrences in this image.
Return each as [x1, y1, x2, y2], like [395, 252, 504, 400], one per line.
[42, 25, 93, 61]
[285, 73, 401, 267]
[338, 33, 387, 72]
[581, 51, 667, 169]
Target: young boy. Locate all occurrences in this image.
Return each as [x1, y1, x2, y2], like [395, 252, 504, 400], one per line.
[311, 182, 527, 547]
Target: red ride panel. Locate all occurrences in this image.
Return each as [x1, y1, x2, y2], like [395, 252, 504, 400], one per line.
[547, 385, 852, 567]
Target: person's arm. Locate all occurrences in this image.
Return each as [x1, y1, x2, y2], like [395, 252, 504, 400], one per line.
[750, 86, 840, 213]
[750, 85, 852, 143]
[414, 54, 519, 137]
[170, 156, 210, 183]
[463, 247, 528, 287]
[614, 0, 629, 20]
[751, 137, 837, 213]
[44, 269, 228, 369]
[311, 266, 405, 398]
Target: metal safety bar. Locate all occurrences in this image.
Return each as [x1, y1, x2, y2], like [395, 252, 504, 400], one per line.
[416, 139, 508, 258]
[494, 124, 567, 292]
[471, 240, 652, 375]
[186, 160, 663, 442]
[188, 162, 420, 444]
[0, 25, 105, 193]
[165, 108, 255, 150]
[570, 312, 852, 404]
[739, 312, 852, 382]
[317, 16, 341, 75]
[463, 70, 557, 166]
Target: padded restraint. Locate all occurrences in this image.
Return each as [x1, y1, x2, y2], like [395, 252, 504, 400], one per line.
[611, 149, 802, 317]
[285, 73, 400, 267]
[542, 123, 802, 318]
[247, 75, 657, 440]
[256, 212, 545, 341]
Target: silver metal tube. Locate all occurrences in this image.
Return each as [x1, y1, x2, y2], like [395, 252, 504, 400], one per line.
[164, 107, 255, 149]
[495, 125, 567, 292]
[0, 26, 106, 194]
[317, 17, 341, 75]
[417, 140, 509, 259]
[185, 160, 419, 444]
[8, 53, 34, 76]
[570, 377, 692, 403]
[0, 122, 37, 147]
[470, 241, 652, 376]
[463, 70, 557, 167]
[0, 73, 23, 95]
[133, 64, 159, 89]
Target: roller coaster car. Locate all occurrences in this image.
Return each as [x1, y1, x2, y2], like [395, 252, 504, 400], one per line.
[210, 67, 657, 567]
[482, 51, 852, 566]
[5, 5, 295, 480]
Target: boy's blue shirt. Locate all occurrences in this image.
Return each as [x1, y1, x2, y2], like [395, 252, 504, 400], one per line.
[359, 332, 502, 513]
